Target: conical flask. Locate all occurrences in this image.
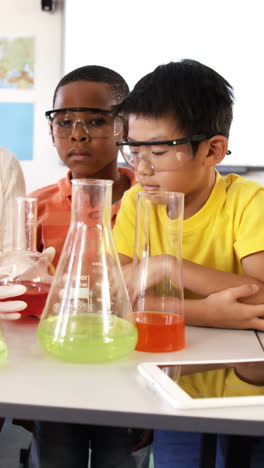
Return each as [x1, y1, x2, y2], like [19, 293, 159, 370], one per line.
[38, 179, 137, 363]
[130, 191, 185, 353]
[0, 197, 52, 316]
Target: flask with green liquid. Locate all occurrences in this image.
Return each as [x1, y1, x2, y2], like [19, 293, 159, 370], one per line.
[38, 179, 137, 363]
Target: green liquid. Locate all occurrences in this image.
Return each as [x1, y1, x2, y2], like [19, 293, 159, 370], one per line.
[0, 339, 7, 363]
[37, 314, 138, 363]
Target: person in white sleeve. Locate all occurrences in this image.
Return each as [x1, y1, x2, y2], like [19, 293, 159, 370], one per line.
[0, 147, 28, 320]
[0, 148, 55, 321]
[0, 146, 26, 255]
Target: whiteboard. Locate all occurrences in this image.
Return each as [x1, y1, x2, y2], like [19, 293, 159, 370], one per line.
[64, 0, 264, 168]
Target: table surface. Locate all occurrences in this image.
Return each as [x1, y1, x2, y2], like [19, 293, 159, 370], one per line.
[1, 317, 264, 436]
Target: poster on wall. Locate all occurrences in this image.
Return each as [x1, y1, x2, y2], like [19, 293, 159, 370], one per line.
[0, 102, 34, 160]
[0, 37, 35, 159]
[0, 37, 34, 89]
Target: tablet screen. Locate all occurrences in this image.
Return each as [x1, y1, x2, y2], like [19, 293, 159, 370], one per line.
[158, 362, 264, 398]
[139, 360, 264, 408]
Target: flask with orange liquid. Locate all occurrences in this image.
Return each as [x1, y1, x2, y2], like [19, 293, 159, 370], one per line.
[130, 191, 185, 353]
[0, 197, 52, 316]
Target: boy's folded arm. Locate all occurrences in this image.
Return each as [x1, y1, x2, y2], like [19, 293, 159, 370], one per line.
[182, 252, 264, 305]
[183, 253, 264, 329]
[184, 287, 264, 330]
[119, 253, 264, 304]
[119, 253, 264, 330]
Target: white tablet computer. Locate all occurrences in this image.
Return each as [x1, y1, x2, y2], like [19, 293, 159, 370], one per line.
[138, 360, 264, 409]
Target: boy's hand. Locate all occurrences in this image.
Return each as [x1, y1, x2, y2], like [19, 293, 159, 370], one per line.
[14, 247, 56, 284]
[123, 259, 264, 330]
[202, 283, 264, 330]
[41, 247, 56, 275]
[0, 285, 27, 320]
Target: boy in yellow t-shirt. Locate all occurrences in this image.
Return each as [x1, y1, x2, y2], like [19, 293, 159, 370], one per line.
[113, 59, 264, 466]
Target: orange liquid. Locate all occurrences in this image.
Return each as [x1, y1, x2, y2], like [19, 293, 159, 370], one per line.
[134, 311, 185, 352]
[1, 281, 50, 316]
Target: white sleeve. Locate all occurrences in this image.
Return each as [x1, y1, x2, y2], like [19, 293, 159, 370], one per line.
[0, 148, 26, 255]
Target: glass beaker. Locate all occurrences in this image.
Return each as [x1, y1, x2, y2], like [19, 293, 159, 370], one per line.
[37, 179, 137, 363]
[131, 191, 185, 353]
[0, 197, 52, 316]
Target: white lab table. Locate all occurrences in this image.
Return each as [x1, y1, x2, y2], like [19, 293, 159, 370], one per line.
[0, 317, 264, 436]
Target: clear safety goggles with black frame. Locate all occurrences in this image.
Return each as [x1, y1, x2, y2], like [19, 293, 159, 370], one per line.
[45, 107, 123, 139]
[116, 135, 231, 172]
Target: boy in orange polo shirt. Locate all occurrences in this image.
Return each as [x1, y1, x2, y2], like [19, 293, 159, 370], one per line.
[28, 66, 149, 468]
[30, 65, 135, 266]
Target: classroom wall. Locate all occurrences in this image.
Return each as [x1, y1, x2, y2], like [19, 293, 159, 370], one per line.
[0, 0, 67, 193]
[1, 0, 264, 190]
[63, 0, 264, 185]
[245, 172, 264, 184]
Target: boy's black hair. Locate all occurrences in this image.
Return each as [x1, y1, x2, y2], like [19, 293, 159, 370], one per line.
[53, 65, 129, 107]
[117, 59, 234, 139]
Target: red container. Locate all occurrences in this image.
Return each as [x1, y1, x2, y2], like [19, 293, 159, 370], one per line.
[1, 281, 50, 316]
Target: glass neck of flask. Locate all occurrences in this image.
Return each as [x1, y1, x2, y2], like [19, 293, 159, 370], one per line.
[14, 197, 38, 251]
[71, 179, 113, 225]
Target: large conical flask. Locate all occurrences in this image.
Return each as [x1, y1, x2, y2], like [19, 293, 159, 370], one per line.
[0, 197, 52, 316]
[38, 179, 138, 363]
